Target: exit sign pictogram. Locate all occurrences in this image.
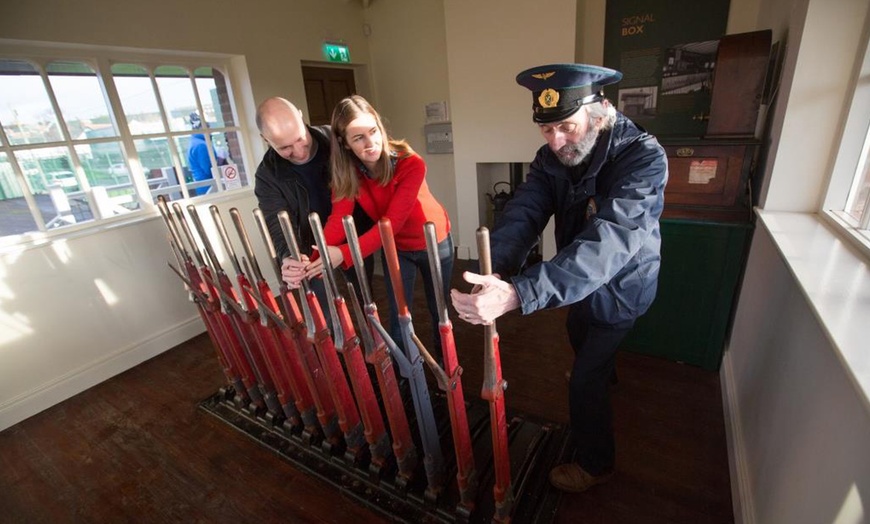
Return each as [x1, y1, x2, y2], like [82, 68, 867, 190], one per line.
[323, 43, 350, 63]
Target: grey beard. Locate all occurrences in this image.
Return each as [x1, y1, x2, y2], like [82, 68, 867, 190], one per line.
[555, 127, 600, 167]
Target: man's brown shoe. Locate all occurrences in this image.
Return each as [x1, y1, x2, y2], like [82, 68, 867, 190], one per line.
[548, 463, 614, 493]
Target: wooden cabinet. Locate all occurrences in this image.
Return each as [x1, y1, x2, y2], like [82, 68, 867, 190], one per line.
[655, 31, 770, 223]
[622, 31, 772, 369]
[660, 140, 759, 223]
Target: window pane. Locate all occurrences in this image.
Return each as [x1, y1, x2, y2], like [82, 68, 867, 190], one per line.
[0, 152, 39, 236]
[194, 67, 235, 128]
[846, 152, 870, 224]
[845, 130, 870, 224]
[0, 59, 63, 145]
[175, 133, 216, 196]
[14, 147, 94, 229]
[155, 65, 198, 133]
[211, 130, 248, 189]
[47, 61, 117, 140]
[134, 138, 184, 202]
[174, 134, 215, 196]
[112, 63, 165, 135]
[74, 141, 140, 214]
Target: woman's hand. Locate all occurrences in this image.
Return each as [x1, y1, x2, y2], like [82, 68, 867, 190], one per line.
[281, 255, 309, 289]
[303, 245, 345, 279]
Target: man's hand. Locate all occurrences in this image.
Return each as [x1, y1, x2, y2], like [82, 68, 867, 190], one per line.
[281, 255, 309, 289]
[450, 271, 520, 325]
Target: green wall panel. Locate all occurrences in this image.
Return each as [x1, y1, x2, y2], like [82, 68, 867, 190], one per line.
[620, 219, 751, 370]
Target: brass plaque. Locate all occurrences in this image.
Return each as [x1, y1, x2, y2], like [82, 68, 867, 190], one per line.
[676, 147, 694, 157]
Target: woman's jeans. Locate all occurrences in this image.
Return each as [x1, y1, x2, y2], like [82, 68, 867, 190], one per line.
[382, 233, 454, 363]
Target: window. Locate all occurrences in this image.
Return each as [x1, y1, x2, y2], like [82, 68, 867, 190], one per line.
[824, 21, 870, 253]
[0, 46, 251, 241]
[843, 129, 870, 228]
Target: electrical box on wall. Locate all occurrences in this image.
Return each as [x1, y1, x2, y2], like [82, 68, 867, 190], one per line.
[424, 123, 453, 154]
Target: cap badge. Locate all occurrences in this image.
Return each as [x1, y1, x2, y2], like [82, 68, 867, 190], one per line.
[531, 71, 555, 80]
[538, 88, 560, 109]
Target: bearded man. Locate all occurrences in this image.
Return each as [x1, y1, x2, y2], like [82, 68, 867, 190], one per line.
[451, 64, 668, 493]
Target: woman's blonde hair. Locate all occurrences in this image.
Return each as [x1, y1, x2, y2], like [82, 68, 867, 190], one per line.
[330, 95, 414, 200]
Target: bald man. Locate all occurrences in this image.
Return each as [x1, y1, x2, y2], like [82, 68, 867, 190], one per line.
[254, 97, 373, 316]
[255, 97, 333, 263]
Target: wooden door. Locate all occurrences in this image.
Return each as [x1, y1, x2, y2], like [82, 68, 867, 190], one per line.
[301, 66, 356, 125]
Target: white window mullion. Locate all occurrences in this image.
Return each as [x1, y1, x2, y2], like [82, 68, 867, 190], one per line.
[860, 193, 870, 230]
[2, 143, 48, 232]
[37, 62, 76, 145]
[36, 61, 104, 218]
[217, 65, 257, 179]
[150, 67, 191, 200]
[98, 57, 152, 209]
[845, 127, 870, 214]
[0, 92, 47, 232]
[189, 70, 221, 194]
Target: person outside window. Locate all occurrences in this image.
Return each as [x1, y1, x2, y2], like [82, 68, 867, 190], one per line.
[187, 112, 213, 195]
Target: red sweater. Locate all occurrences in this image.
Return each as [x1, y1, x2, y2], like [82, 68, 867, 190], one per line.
[323, 153, 451, 269]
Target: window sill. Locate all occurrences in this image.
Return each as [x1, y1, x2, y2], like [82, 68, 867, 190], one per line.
[756, 209, 870, 412]
[820, 210, 870, 260]
[0, 186, 254, 256]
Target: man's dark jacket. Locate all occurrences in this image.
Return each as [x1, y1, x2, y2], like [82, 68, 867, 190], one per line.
[490, 112, 668, 325]
[254, 125, 331, 261]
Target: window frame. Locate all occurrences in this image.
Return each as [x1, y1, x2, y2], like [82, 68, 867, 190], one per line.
[0, 40, 255, 248]
[821, 11, 870, 260]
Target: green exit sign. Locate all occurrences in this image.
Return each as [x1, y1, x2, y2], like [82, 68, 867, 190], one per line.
[323, 43, 351, 63]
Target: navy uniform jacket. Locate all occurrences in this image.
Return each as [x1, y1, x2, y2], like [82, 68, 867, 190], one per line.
[490, 112, 667, 325]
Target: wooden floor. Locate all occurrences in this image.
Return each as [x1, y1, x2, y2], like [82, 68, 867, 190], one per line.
[0, 262, 733, 523]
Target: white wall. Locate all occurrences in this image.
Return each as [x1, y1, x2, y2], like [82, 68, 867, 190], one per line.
[724, 225, 870, 523]
[0, 190, 265, 430]
[443, 0, 576, 259]
[361, 0, 457, 226]
[576, 0, 606, 64]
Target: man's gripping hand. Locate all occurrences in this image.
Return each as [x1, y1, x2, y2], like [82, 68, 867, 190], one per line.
[450, 271, 519, 325]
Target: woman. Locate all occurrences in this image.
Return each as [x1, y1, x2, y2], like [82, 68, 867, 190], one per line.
[291, 95, 453, 359]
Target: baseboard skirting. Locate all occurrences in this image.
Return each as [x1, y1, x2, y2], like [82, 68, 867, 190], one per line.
[720, 349, 755, 524]
[0, 316, 205, 432]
